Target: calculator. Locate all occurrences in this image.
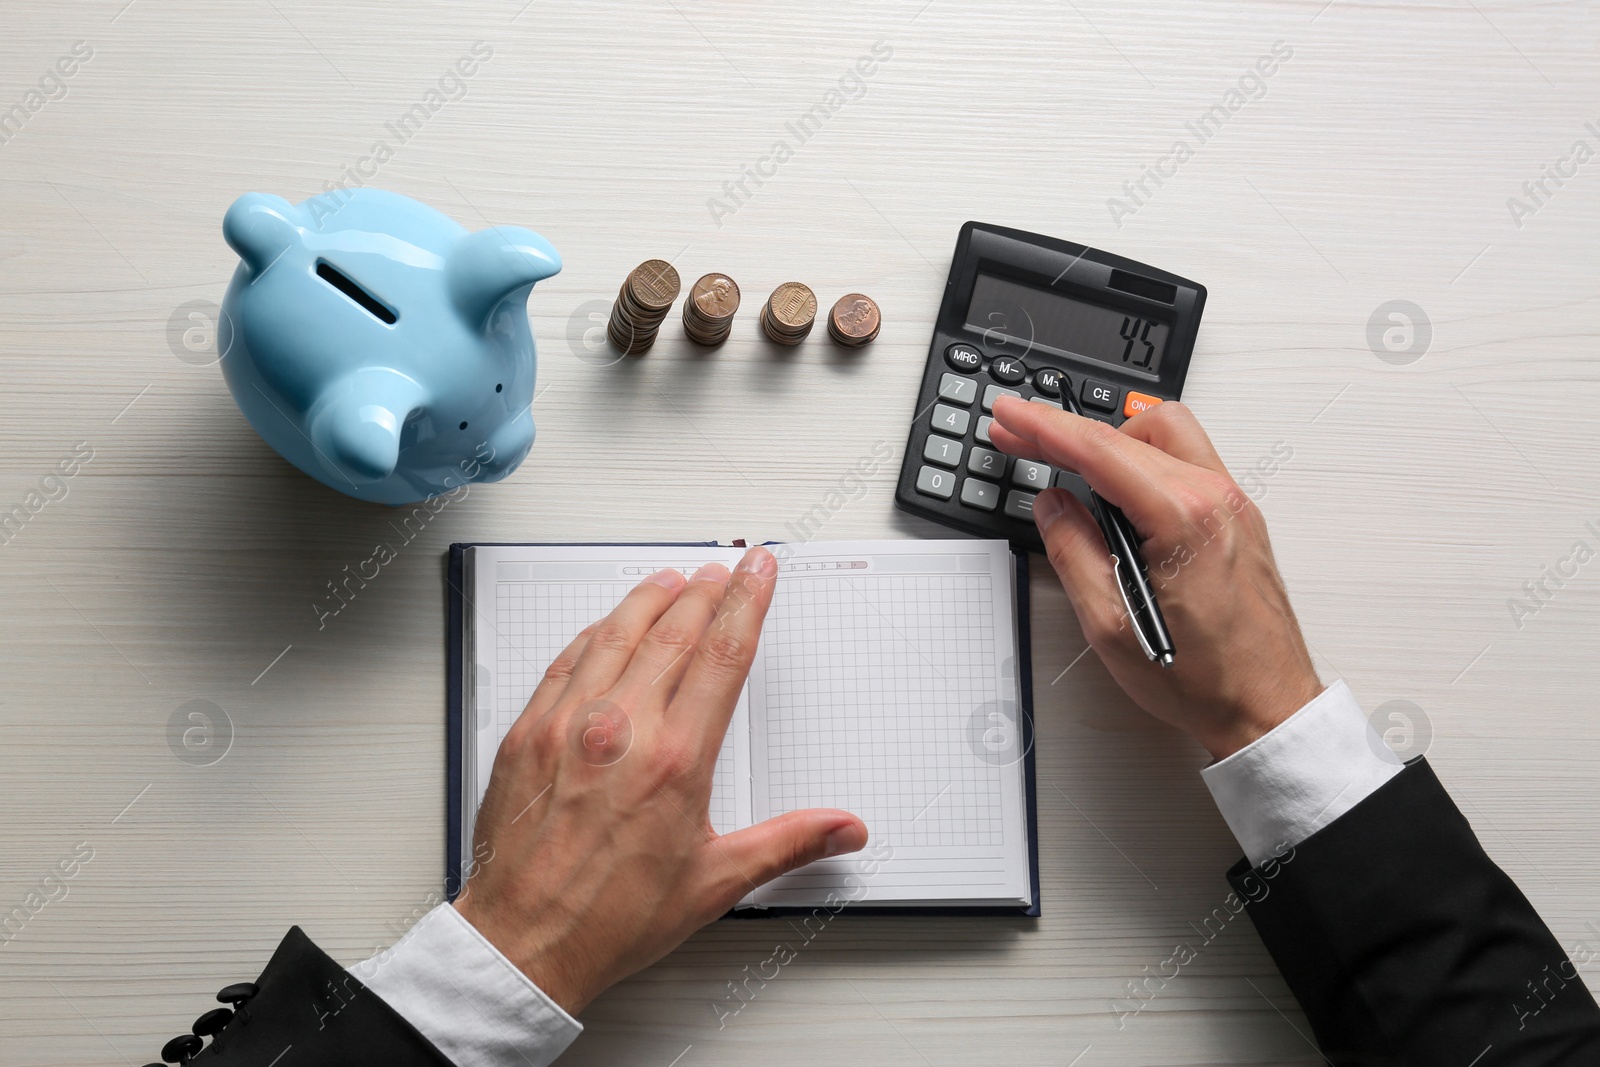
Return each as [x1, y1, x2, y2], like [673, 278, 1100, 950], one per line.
[894, 222, 1207, 553]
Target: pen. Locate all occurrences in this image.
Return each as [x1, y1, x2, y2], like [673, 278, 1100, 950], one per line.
[1059, 389, 1176, 668]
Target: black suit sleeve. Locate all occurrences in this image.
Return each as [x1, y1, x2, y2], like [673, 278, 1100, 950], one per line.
[145, 927, 451, 1066]
[1231, 758, 1600, 1066]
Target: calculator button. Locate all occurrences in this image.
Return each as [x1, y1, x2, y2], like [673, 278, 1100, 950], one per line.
[915, 465, 956, 500]
[975, 415, 994, 445]
[1081, 378, 1119, 412]
[922, 435, 963, 468]
[945, 344, 982, 373]
[1123, 391, 1163, 417]
[931, 403, 971, 436]
[1033, 368, 1065, 397]
[1012, 459, 1052, 490]
[990, 356, 1026, 385]
[938, 373, 977, 405]
[982, 384, 1021, 412]
[967, 446, 1007, 478]
[960, 478, 1000, 512]
[1003, 489, 1037, 521]
[1030, 397, 1062, 410]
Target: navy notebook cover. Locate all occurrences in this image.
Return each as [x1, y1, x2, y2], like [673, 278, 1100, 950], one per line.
[446, 541, 1040, 918]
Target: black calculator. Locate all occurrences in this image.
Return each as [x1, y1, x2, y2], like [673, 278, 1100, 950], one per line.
[894, 222, 1207, 553]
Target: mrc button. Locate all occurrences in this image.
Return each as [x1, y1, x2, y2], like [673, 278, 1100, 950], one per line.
[1081, 378, 1119, 412]
[945, 343, 982, 373]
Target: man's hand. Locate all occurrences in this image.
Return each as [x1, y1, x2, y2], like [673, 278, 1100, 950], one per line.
[454, 548, 868, 1014]
[991, 396, 1322, 760]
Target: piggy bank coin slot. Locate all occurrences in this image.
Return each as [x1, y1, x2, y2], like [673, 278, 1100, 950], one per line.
[316, 260, 398, 325]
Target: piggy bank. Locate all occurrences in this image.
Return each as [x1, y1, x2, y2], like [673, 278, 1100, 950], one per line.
[218, 188, 561, 505]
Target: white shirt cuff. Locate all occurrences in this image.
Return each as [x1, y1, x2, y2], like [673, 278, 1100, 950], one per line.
[1200, 680, 1404, 868]
[350, 903, 581, 1067]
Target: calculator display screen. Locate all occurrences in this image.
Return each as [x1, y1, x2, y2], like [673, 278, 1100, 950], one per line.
[965, 273, 1169, 372]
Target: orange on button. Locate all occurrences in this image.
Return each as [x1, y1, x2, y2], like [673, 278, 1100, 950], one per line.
[1123, 391, 1163, 418]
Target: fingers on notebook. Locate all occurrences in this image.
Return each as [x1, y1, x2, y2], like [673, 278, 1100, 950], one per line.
[563, 568, 688, 699]
[525, 628, 591, 720]
[711, 809, 868, 903]
[617, 562, 730, 697]
[673, 547, 777, 749]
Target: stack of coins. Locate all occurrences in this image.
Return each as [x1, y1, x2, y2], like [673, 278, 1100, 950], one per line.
[827, 293, 881, 348]
[608, 260, 681, 355]
[681, 273, 741, 347]
[759, 282, 817, 346]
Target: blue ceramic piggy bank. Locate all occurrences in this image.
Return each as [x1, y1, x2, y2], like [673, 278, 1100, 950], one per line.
[218, 189, 561, 505]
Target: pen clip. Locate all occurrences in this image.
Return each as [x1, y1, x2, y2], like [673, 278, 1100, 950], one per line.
[1109, 554, 1157, 662]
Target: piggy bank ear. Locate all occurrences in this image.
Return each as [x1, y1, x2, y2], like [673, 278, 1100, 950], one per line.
[448, 226, 561, 329]
[223, 193, 299, 275]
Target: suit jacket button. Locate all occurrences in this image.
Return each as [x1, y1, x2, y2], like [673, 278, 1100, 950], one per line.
[192, 1007, 233, 1037]
[215, 982, 259, 1007]
[160, 1033, 203, 1063]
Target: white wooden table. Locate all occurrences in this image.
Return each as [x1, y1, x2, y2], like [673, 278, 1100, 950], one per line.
[2, 2, 1597, 1063]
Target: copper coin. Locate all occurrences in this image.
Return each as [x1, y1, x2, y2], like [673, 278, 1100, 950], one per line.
[689, 273, 741, 321]
[626, 260, 681, 311]
[760, 304, 812, 345]
[766, 282, 817, 330]
[828, 293, 880, 345]
[607, 315, 651, 354]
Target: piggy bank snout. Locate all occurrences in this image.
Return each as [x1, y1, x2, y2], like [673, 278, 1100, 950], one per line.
[475, 406, 535, 481]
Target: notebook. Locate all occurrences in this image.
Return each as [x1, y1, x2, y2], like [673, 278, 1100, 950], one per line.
[446, 540, 1039, 915]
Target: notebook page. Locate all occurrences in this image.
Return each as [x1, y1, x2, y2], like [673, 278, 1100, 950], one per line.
[465, 545, 752, 856]
[746, 540, 1029, 906]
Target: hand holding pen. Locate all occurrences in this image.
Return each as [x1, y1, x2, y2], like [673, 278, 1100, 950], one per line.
[988, 395, 1323, 761]
[1057, 386, 1175, 669]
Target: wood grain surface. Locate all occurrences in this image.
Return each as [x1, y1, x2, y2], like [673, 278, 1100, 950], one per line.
[1, 1, 1597, 1064]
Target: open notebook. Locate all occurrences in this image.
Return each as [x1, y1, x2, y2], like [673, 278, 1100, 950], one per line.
[447, 540, 1038, 915]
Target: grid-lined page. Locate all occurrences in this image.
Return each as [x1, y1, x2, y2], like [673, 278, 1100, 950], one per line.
[747, 540, 1028, 907]
[761, 573, 1002, 846]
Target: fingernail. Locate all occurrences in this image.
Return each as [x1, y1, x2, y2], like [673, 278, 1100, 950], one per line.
[643, 569, 686, 590]
[735, 548, 777, 578]
[1033, 490, 1065, 533]
[824, 824, 867, 857]
[690, 562, 730, 584]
